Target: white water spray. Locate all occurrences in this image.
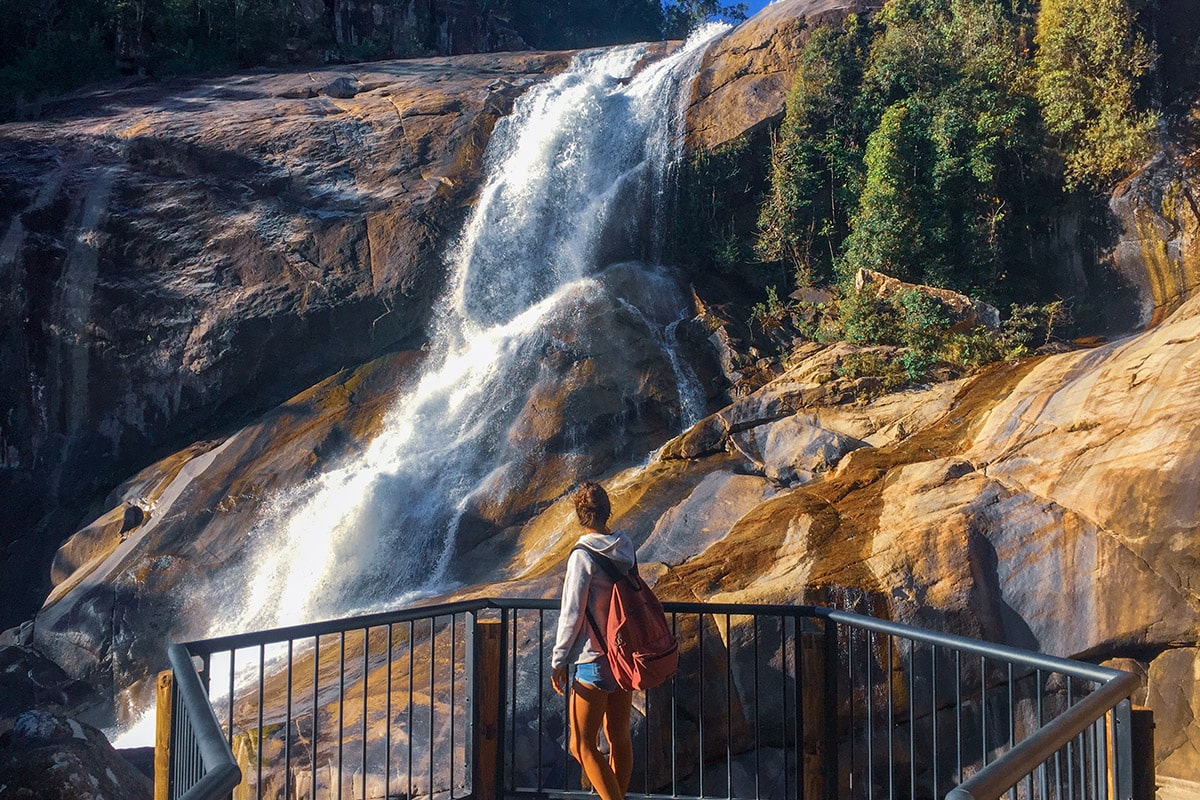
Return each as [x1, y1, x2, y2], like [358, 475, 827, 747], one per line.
[217, 27, 727, 633]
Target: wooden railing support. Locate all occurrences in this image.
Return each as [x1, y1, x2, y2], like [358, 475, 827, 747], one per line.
[471, 618, 503, 800]
[154, 669, 174, 800]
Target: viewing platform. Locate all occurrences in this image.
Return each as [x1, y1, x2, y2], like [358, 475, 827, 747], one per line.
[155, 599, 1149, 800]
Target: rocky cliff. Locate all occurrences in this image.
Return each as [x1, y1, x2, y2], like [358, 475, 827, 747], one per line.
[3, 0, 1200, 795]
[0, 51, 573, 624]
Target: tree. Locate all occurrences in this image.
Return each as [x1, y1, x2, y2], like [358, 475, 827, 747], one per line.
[1033, 0, 1158, 189]
[840, 0, 1044, 295]
[756, 17, 871, 287]
[663, 0, 748, 38]
[842, 99, 931, 283]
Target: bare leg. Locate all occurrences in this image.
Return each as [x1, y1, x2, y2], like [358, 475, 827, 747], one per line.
[569, 682, 625, 800]
[603, 689, 633, 796]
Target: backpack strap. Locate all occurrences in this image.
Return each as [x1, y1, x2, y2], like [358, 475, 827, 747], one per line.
[569, 546, 634, 656]
[571, 545, 627, 581]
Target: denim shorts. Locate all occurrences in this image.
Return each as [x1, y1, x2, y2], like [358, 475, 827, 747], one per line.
[573, 659, 618, 692]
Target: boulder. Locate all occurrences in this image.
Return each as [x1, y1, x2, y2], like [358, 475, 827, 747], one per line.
[854, 268, 1001, 331]
[0, 710, 152, 800]
[322, 75, 363, 98]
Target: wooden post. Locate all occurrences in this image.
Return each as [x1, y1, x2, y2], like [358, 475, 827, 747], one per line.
[1130, 708, 1155, 800]
[471, 619, 503, 800]
[154, 669, 174, 800]
[801, 623, 825, 800]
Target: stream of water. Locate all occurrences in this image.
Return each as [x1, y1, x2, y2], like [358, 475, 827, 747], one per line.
[218, 26, 727, 634]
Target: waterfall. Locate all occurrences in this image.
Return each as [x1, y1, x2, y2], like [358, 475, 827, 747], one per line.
[221, 26, 727, 633]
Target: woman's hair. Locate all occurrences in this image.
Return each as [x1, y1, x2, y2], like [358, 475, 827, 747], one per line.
[573, 481, 611, 530]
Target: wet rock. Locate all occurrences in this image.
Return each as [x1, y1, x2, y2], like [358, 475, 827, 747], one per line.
[0, 50, 573, 625]
[0, 646, 95, 725]
[33, 350, 424, 721]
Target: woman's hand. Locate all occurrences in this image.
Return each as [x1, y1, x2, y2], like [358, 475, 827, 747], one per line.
[551, 665, 568, 696]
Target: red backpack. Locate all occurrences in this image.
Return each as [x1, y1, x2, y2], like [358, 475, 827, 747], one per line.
[574, 547, 679, 691]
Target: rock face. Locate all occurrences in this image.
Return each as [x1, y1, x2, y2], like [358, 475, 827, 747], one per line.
[1110, 137, 1200, 327]
[29, 262, 718, 730]
[684, 0, 880, 153]
[8, 1, 1200, 793]
[0, 51, 572, 625]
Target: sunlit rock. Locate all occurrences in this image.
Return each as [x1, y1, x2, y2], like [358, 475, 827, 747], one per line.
[640, 471, 777, 566]
[854, 268, 1001, 331]
[685, 0, 877, 153]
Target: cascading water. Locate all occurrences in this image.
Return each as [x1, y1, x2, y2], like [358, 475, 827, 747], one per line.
[219, 26, 727, 634]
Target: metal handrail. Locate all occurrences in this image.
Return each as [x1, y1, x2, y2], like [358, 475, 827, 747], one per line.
[814, 608, 1138, 800]
[180, 596, 493, 656]
[166, 643, 242, 800]
[816, 608, 1127, 684]
[168, 596, 1140, 800]
[946, 671, 1139, 800]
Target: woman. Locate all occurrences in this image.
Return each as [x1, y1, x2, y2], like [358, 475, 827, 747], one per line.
[551, 481, 636, 800]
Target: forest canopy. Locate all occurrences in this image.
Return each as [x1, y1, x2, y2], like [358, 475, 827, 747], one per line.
[0, 0, 748, 110]
[675, 0, 1160, 384]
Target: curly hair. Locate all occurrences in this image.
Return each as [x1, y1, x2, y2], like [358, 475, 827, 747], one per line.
[572, 481, 611, 531]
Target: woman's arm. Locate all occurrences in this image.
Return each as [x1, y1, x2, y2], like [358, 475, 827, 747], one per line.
[551, 549, 592, 672]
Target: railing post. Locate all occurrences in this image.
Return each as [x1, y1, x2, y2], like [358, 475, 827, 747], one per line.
[1129, 706, 1154, 800]
[799, 618, 824, 800]
[823, 620, 839, 800]
[155, 669, 174, 800]
[470, 617, 502, 800]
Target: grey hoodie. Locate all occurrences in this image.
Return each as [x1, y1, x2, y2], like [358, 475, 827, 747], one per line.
[550, 530, 637, 671]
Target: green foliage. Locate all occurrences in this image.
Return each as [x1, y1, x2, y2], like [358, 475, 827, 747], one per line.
[672, 134, 766, 278]
[827, 284, 1070, 388]
[753, 0, 1158, 318]
[756, 17, 871, 287]
[749, 285, 788, 332]
[663, 0, 748, 38]
[841, 100, 930, 283]
[1033, 0, 1158, 189]
[842, 0, 1044, 292]
[836, 350, 912, 395]
[0, 0, 666, 110]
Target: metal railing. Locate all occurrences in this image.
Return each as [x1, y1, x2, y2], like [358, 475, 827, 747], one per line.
[160, 598, 1143, 800]
[164, 643, 242, 799]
